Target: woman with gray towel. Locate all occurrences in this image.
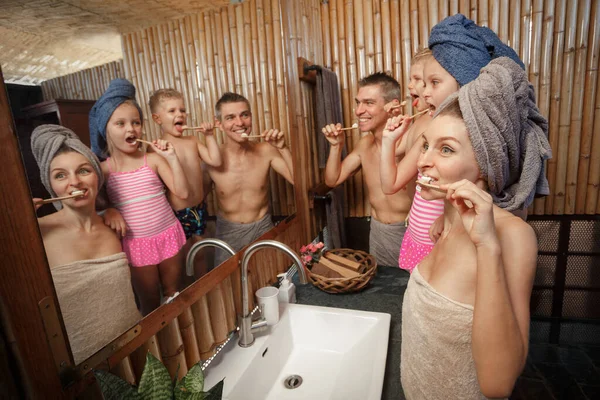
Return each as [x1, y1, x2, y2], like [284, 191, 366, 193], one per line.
[31, 124, 141, 365]
[399, 57, 551, 399]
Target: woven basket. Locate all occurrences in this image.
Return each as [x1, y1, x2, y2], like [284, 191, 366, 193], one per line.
[304, 248, 377, 294]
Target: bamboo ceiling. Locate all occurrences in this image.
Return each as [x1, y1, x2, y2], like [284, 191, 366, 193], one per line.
[0, 0, 230, 85]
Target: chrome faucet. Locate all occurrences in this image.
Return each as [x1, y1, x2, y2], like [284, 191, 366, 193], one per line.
[238, 240, 307, 347]
[186, 238, 236, 276]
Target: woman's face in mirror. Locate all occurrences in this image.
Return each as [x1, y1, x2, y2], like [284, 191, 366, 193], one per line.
[49, 151, 98, 207]
[417, 115, 480, 200]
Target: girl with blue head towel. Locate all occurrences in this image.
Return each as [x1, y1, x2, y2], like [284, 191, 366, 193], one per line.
[381, 14, 535, 273]
[89, 79, 190, 316]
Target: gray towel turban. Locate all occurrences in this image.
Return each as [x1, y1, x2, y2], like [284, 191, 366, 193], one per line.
[436, 57, 552, 211]
[429, 13, 524, 86]
[89, 78, 143, 159]
[31, 124, 104, 210]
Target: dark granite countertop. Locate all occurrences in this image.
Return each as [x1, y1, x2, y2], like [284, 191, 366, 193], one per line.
[294, 266, 410, 400]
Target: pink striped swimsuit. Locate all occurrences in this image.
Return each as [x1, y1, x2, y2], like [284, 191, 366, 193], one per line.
[106, 155, 185, 267]
[399, 174, 445, 272]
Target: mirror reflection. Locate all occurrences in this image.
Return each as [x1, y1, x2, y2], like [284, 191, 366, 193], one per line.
[30, 125, 142, 365]
[8, 80, 295, 364]
[5, 4, 295, 364]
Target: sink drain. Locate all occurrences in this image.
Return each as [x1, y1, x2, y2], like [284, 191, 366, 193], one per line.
[284, 375, 303, 389]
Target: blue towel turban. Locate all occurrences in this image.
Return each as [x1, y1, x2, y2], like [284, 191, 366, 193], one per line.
[428, 14, 524, 87]
[89, 78, 143, 159]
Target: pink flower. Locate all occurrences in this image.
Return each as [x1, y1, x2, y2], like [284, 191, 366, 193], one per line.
[300, 245, 307, 253]
[316, 242, 324, 249]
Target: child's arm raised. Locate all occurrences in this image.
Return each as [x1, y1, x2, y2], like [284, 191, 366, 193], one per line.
[149, 139, 190, 200]
[97, 161, 127, 237]
[381, 115, 418, 194]
[194, 122, 222, 167]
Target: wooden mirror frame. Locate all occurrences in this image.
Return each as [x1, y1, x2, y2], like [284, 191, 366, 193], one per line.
[0, 0, 312, 389]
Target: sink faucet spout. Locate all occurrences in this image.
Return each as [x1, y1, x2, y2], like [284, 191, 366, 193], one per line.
[238, 240, 307, 347]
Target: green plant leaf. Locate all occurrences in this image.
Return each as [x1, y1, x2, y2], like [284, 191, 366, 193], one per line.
[173, 363, 181, 388]
[138, 352, 173, 400]
[174, 377, 224, 400]
[183, 363, 205, 393]
[93, 369, 141, 400]
[173, 375, 187, 400]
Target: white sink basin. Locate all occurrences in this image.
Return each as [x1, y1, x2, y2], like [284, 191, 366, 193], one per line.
[204, 303, 391, 400]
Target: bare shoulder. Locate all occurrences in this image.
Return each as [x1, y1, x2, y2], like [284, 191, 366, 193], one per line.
[96, 222, 122, 248]
[352, 133, 375, 154]
[495, 207, 537, 269]
[146, 152, 164, 166]
[100, 160, 110, 175]
[183, 135, 201, 146]
[37, 212, 64, 237]
[256, 142, 278, 156]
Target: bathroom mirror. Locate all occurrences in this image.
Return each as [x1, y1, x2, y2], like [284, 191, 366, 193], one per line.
[2, 0, 296, 369]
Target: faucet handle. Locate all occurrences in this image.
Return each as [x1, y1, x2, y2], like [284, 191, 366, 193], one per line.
[253, 304, 265, 322]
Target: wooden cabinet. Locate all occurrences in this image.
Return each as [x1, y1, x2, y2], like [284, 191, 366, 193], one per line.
[16, 99, 95, 216]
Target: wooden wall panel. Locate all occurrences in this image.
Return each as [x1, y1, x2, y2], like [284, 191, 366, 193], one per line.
[299, 0, 600, 217]
[40, 2, 295, 218]
[40, 1, 600, 217]
[40, 61, 125, 101]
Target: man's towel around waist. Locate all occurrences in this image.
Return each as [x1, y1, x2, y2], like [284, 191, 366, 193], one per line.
[214, 213, 275, 267]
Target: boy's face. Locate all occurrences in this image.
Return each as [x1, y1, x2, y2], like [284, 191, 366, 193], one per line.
[422, 58, 460, 116]
[408, 62, 428, 112]
[354, 84, 390, 134]
[215, 101, 253, 143]
[152, 97, 187, 137]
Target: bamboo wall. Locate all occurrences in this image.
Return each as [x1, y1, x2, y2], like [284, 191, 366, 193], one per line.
[293, 0, 600, 217]
[120, 0, 295, 216]
[40, 61, 125, 101]
[39, 1, 600, 219]
[39, 1, 295, 217]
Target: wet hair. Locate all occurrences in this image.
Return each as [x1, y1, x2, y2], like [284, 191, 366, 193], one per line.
[412, 48, 433, 65]
[149, 88, 184, 113]
[215, 92, 251, 120]
[358, 72, 402, 103]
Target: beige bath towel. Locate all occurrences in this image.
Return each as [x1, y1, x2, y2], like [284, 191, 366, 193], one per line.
[51, 252, 142, 365]
[401, 267, 500, 399]
[369, 218, 406, 267]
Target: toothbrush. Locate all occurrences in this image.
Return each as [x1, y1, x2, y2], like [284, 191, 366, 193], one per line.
[35, 190, 86, 205]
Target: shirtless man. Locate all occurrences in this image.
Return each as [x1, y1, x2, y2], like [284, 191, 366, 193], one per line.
[149, 89, 222, 277]
[207, 92, 294, 266]
[322, 72, 410, 267]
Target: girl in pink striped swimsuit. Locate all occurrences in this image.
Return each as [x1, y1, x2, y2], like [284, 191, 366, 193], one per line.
[399, 174, 444, 271]
[93, 92, 189, 316]
[381, 49, 444, 272]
